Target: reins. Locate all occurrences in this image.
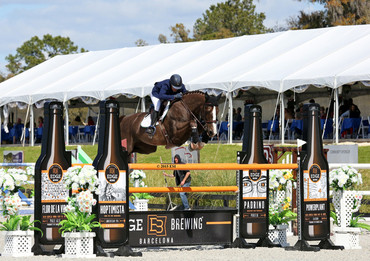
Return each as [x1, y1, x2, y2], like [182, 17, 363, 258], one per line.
[180, 99, 213, 133]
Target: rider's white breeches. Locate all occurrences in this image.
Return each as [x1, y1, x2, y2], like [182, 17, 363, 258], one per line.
[150, 93, 161, 111]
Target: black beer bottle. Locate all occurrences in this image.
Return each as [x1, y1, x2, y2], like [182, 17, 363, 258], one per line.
[34, 102, 70, 248]
[239, 104, 268, 238]
[94, 100, 129, 248]
[301, 103, 330, 240]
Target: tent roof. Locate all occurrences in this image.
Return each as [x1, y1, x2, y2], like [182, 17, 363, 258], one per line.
[0, 24, 369, 106]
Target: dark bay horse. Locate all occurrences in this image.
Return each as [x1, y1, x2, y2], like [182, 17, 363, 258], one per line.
[120, 91, 220, 155]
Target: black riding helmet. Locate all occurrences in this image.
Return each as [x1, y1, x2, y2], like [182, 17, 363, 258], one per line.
[170, 74, 182, 90]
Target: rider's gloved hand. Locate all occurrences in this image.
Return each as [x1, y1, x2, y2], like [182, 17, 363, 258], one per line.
[174, 93, 183, 99]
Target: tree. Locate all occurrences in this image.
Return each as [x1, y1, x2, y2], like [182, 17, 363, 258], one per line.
[158, 0, 267, 43]
[170, 23, 192, 43]
[135, 39, 149, 47]
[288, 10, 329, 29]
[293, 0, 370, 28]
[193, 0, 267, 40]
[5, 34, 86, 75]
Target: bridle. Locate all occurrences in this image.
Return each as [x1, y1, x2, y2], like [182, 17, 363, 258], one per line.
[180, 100, 218, 135]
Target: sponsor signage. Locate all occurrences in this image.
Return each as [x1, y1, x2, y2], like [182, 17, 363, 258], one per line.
[324, 144, 358, 163]
[128, 210, 235, 247]
[3, 150, 24, 163]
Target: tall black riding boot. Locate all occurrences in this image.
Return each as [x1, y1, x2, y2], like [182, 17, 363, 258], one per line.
[146, 110, 159, 135]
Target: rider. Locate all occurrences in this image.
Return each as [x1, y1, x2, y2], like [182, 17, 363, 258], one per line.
[146, 74, 187, 135]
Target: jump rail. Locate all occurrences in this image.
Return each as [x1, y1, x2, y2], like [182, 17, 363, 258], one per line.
[129, 163, 298, 170]
[130, 186, 238, 193]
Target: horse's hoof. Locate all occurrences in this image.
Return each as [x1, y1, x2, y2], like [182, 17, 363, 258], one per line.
[197, 142, 205, 150]
[189, 143, 198, 151]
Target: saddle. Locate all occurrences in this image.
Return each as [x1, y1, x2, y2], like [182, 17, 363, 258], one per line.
[140, 101, 170, 128]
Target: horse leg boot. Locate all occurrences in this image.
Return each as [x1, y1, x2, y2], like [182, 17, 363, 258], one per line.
[190, 126, 200, 151]
[146, 110, 159, 136]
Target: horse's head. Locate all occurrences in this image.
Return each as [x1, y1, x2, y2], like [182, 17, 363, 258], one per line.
[203, 93, 221, 137]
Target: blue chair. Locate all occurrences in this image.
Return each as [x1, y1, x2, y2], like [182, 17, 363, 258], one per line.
[69, 126, 78, 143]
[84, 125, 96, 142]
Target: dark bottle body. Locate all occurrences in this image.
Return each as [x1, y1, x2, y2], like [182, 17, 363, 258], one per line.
[34, 102, 70, 245]
[239, 105, 269, 238]
[300, 103, 330, 240]
[93, 100, 129, 248]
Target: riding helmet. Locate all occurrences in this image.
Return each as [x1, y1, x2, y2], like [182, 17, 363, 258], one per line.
[170, 74, 182, 89]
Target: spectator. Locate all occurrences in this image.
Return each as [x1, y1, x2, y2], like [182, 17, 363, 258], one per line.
[284, 108, 294, 120]
[87, 116, 95, 126]
[340, 104, 361, 119]
[235, 107, 242, 122]
[309, 99, 315, 103]
[320, 107, 326, 119]
[295, 103, 304, 120]
[71, 116, 84, 126]
[38, 116, 43, 128]
[162, 155, 191, 210]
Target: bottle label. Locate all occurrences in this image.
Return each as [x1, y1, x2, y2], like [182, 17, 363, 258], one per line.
[241, 169, 267, 237]
[302, 164, 329, 239]
[41, 164, 68, 228]
[303, 164, 327, 201]
[98, 164, 126, 228]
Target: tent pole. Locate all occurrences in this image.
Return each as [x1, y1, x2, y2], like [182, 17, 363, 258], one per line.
[335, 88, 339, 143]
[93, 111, 99, 146]
[281, 94, 285, 144]
[64, 101, 69, 146]
[141, 97, 146, 112]
[30, 105, 34, 146]
[21, 104, 30, 147]
[228, 92, 233, 144]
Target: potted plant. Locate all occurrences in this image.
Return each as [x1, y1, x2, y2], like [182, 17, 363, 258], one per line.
[59, 165, 101, 258]
[129, 170, 153, 211]
[329, 165, 363, 227]
[329, 165, 364, 249]
[0, 168, 41, 257]
[268, 197, 297, 247]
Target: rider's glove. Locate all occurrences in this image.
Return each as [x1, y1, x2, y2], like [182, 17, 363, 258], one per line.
[174, 93, 183, 99]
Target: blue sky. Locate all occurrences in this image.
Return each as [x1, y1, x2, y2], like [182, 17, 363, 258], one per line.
[0, 0, 324, 73]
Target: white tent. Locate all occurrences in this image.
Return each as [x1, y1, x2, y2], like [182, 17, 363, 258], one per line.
[0, 24, 369, 145]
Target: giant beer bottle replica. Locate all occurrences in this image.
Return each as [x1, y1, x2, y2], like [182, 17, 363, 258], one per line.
[301, 104, 330, 240]
[33, 102, 71, 255]
[93, 100, 129, 254]
[239, 105, 269, 240]
[287, 103, 342, 251]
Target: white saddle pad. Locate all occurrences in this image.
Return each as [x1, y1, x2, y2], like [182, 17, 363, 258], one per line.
[140, 103, 170, 128]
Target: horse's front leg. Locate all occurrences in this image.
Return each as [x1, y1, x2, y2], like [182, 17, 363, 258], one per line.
[189, 121, 204, 151]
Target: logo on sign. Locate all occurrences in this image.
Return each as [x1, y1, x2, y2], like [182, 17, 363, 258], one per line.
[105, 164, 119, 184]
[309, 164, 321, 183]
[147, 215, 167, 236]
[48, 164, 63, 183]
[249, 169, 261, 181]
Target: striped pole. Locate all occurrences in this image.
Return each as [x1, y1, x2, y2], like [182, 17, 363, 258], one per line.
[129, 163, 298, 170]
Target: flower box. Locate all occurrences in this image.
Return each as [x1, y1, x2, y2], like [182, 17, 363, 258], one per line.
[133, 199, 149, 211]
[1, 230, 34, 257]
[62, 232, 96, 258]
[332, 190, 362, 228]
[268, 224, 289, 247]
[333, 227, 361, 249]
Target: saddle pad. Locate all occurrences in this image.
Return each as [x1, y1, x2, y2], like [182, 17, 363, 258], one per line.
[140, 103, 170, 128]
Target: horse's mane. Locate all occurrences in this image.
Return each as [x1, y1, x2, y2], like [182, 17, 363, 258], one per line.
[183, 91, 205, 97]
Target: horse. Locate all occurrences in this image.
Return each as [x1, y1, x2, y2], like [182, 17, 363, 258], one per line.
[120, 91, 220, 155]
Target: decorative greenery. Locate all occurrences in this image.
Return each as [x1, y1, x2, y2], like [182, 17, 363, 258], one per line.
[0, 215, 43, 235]
[331, 211, 370, 232]
[59, 165, 101, 234]
[131, 192, 154, 200]
[269, 197, 297, 227]
[329, 165, 362, 191]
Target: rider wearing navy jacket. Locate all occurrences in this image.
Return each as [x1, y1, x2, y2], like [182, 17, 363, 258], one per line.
[147, 74, 187, 135]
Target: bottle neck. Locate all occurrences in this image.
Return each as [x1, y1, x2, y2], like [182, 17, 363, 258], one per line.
[306, 108, 324, 161]
[104, 108, 122, 163]
[47, 109, 66, 163]
[247, 112, 265, 164]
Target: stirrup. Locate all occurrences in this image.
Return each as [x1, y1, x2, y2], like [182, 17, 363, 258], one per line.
[146, 126, 156, 135]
